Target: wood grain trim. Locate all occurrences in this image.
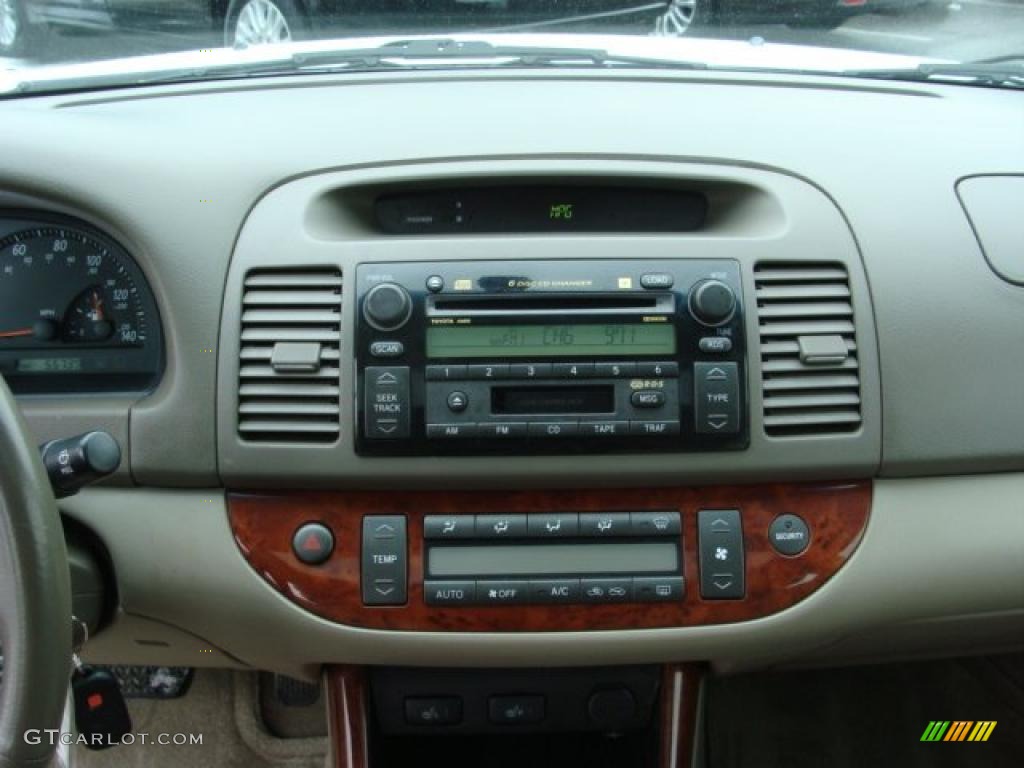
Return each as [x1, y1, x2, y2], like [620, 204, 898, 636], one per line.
[228, 482, 870, 631]
[659, 664, 706, 768]
[326, 666, 370, 768]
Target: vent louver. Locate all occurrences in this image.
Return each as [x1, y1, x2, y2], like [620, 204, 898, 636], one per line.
[237, 268, 342, 443]
[754, 263, 861, 436]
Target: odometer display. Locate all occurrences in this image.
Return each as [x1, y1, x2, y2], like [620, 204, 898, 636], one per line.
[0, 212, 163, 394]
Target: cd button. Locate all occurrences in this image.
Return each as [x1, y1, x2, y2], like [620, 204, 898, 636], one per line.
[425, 275, 445, 293]
[426, 423, 477, 439]
[476, 580, 529, 605]
[426, 364, 467, 381]
[579, 421, 629, 437]
[527, 421, 578, 438]
[581, 578, 633, 603]
[476, 514, 528, 538]
[468, 363, 510, 380]
[482, 422, 528, 438]
[594, 362, 636, 378]
[637, 361, 679, 377]
[579, 512, 631, 536]
[553, 362, 594, 378]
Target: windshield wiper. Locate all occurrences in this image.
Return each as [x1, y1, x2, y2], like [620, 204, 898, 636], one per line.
[843, 61, 1024, 90]
[5, 38, 707, 96]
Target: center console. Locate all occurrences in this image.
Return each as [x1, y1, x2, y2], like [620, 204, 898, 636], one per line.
[355, 259, 748, 455]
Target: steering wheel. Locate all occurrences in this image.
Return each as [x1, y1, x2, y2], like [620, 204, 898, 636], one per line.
[0, 375, 71, 768]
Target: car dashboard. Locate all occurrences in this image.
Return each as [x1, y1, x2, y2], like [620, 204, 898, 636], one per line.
[2, 65, 1023, 705]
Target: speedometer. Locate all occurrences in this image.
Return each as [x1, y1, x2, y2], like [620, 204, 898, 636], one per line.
[0, 212, 163, 394]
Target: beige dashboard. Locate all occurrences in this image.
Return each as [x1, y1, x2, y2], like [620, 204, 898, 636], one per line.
[1, 67, 1023, 676]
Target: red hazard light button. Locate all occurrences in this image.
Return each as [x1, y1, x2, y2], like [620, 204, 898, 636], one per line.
[291, 523, 335, 565]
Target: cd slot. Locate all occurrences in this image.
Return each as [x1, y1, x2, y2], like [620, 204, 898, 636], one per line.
[428, 293, 673, 316]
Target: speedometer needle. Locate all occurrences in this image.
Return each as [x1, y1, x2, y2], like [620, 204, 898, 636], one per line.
[0, 328, 34, 338]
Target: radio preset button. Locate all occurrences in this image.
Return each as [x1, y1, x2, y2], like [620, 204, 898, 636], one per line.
[629, 420, 680, 437]
[424, 515, 475, 539]
[581, 578, 633, 603]
[699, 336, 733, 354]
[637, 361, 679, 377]
[477, 580, 529, 605]
[595, 362, 636, 378]
[630, 390, 666, 409]
[482, 422, 528, 438]
[528, 513, 580, 538]
[426, 364, 468, 381]
[527, 421, 578, 438]
[446, 391, 469, 412]
[426, 423, 477, 439]
[424, 580, 476, 606]
[467, 363, 510, 380]
[529, 579, 581, 603]
[634, 576, 684, 602]
[579, 421, 628, 437]
[631, 511, 681, 536]
[579, 512, 631, 536]
[553, 362, 594, 378]
[510, 362, 552, 379]
[476, 514, 528, 538]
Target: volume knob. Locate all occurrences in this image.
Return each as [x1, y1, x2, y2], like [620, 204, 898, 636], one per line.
[363, 283, 412, 331]
[688, 280, 736, 326]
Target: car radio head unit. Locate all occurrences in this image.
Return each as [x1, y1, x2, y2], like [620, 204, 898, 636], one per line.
[355, 260, 747, 455]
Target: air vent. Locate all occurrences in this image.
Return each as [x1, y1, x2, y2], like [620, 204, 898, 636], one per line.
[237, 269, 342, 443]
[754, 263, 861, 436]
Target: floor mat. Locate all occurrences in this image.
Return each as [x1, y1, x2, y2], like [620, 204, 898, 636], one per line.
[705, 654, 1024, 768]
[72, 669, 327, 768]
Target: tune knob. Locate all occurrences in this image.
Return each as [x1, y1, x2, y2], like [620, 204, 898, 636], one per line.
[363, 283, 412, 331]
[688, 279, 736, 326]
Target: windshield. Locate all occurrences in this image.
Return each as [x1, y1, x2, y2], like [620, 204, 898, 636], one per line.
[0, 0, 1021, 92]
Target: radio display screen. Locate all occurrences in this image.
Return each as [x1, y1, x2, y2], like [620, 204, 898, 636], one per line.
[426, 323, 675, 358]
[428, 542, 679, 577]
